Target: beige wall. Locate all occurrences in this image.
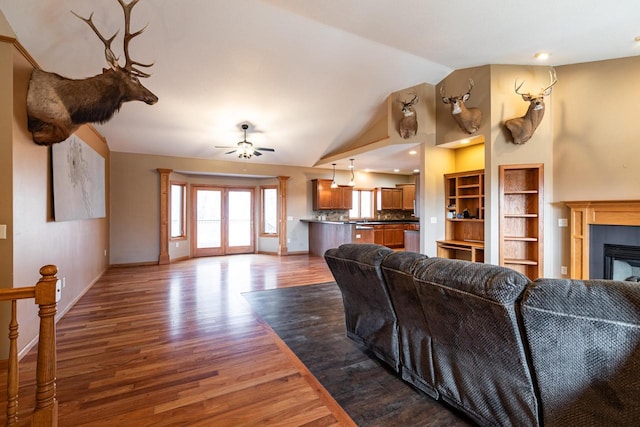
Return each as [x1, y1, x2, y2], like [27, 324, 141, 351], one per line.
[1, 37, 110, 359]
[551, 57, 640, 277]
[110, 151, 414, 264]
[0, 38, 15, 356]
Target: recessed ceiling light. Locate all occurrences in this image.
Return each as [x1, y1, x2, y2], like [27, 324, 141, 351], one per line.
[635, 36, 640, 42]
[460, 139, 470, 144]
[394, 169, 400, 173]
[534, 52, 551, 60]
[409, 150, 417, 155]
[364, 168, 371, 173]
[413, 169, 420, 173]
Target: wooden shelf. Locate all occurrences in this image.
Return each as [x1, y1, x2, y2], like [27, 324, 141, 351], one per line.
[499, 164, 544, 280]
[504, 258, 539, 266]
[504, 236, 538, 242]
[504, 214, 538, 218]
[442, 169, 485, 262]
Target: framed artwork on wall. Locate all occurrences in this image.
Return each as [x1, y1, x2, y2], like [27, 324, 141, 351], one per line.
[52, 134, 106, 221]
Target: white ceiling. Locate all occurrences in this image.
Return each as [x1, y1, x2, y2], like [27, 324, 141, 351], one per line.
[2, 0, 639, 174]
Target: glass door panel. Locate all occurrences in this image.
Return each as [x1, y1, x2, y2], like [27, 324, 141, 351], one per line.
[192, 186, 254, 257]
[226, 189, 253, 254]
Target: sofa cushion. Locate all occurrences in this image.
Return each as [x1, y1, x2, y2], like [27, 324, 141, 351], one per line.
[324, 243, 399, 371]
[521, 278, 640, 427]
[382, 251, 438, 399]
[412, 257, 538, 427]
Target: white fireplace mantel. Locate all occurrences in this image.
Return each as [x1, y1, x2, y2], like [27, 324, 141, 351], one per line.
[566, 200, 640, 279]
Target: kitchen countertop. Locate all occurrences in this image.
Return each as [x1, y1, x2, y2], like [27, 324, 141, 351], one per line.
[300, 218, 419, 225]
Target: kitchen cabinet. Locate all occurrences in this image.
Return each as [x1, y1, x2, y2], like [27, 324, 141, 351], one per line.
[376, 187, 403, 210]
[372, 223, 407, 248]
[383, 224, 405, 248]
[312, 179, 352, 210]
[397, 184, 415, 211]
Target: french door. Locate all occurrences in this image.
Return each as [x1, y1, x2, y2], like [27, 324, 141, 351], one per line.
[191, 186, 255, 257]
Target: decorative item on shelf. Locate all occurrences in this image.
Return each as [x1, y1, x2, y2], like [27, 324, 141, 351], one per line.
[397, 92, 419, 139]
[26, 0, 158, 146]
[330, 163, 338, 188]
[504, 68, 557, 145]
[348, 159, 356, 187]
[215, 123, 275, 159]
[440, 79, 482, 134]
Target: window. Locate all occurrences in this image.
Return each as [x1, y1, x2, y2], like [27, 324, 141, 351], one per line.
[261, 186, 278, 236]
[349, 189, 374, 219]
[170, 182, 186, 239]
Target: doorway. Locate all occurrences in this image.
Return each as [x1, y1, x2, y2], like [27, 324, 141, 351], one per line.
[191, 186, 255, 257]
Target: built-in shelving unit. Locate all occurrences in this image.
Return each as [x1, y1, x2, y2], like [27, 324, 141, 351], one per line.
[499, 164, 544, 279]
[437, 169, 485, 262]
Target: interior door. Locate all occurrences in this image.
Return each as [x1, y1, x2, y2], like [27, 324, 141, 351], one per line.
[192, 186, 254, 257]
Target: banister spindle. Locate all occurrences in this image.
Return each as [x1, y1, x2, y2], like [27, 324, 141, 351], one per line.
[6, 300, 19, 425]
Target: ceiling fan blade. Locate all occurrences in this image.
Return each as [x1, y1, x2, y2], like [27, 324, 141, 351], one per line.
[225, 149, 237, 155]
[255, 147, 275, 152]
[215, 145, 237, 149]
[253, 151, 263, 156]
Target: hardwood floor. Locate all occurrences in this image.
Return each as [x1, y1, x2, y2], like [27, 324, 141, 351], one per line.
[1, 254, 354, 426]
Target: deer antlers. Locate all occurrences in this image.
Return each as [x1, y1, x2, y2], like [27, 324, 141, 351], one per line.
[72, 0, 153, 78]
[514, 68, 558, 98]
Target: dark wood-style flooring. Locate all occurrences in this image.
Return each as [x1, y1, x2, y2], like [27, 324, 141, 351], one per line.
[1, 254, 470, 426]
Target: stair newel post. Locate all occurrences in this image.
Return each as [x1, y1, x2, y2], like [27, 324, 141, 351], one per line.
[32, 265, 60, 427]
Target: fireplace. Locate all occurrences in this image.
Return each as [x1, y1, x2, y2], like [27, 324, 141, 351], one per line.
[604, 244, 640, 281]
[566, 201, 640, 279]
[589, 224, 640, 280]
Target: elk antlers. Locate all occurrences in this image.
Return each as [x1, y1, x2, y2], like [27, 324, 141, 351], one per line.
[72, 0, 153, 78]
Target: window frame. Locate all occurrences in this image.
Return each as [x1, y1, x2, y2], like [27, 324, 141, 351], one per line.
[260, 185, 279, 237]
[170, 181, 187, 240]
[349, 188, 375, 219]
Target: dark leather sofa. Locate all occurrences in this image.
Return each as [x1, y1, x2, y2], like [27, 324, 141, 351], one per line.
[324, 243, 640, 427]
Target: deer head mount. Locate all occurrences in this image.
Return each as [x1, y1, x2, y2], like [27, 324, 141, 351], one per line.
[504, 69, 557, 145]
[26, 0, 158, 146]
[397, 92, 419, 139]
[441, 79, 482, 134]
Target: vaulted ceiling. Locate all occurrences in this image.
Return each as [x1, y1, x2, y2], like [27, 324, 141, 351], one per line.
[2, 0, 639, 174]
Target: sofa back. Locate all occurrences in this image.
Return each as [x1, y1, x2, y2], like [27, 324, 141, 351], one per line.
[412, 257, 539, 427]
[324, 243, 399, 371]
[382, 251, 438, 399]
[521, 278, 640, 427]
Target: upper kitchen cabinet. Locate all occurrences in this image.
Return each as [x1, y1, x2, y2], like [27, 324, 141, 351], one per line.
[377, 187, 403, 210]
[397, 184, 415, 211]
[312, 179, 353, 210]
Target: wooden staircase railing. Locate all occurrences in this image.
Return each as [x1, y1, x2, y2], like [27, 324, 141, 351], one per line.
[1, 265, 61, 427]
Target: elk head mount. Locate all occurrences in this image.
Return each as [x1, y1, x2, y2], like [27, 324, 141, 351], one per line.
[504, 69, 557, 145]
[26, 0, 158, 146]
[440, 79, 482, 134]
[397, 92, 419, 139]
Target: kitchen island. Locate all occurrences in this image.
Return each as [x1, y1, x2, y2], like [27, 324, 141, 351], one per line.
[301, 219, 419, 257]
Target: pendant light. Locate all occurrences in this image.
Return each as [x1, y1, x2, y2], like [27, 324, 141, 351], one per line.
[347, 159, 356, 187]
[330, 163, 338, 188]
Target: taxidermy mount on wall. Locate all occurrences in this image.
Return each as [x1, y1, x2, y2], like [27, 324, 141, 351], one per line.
[440, 79, 482, 134]
[26, 0, 158, 146]
[504, 69, 557, 145]
[397, 92, 419, 139]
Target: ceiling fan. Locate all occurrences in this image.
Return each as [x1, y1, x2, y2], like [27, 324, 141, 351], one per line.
[215, 124, 275, 159]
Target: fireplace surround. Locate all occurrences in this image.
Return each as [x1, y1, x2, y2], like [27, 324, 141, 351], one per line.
[567, 201, 640, 279]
